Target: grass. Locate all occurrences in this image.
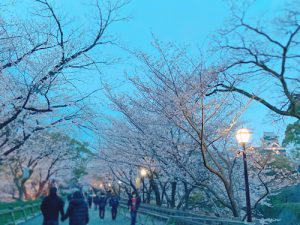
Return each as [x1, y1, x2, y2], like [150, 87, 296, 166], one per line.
[256, 184, 300, 224]
[258, 202, 300, 224]
[0, 200, 41, 225]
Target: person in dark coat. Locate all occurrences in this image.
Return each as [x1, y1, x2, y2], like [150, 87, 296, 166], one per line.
[67, 193, 73, 202]
[62, 191, 89, 225]
[40, 187, 64, 225]
[127, 191, 141, 225]
[93, 194, 99, 210]
[87, 193, 92, 209]
[109, 194, 119, 220]
[98, 192, 107, 220]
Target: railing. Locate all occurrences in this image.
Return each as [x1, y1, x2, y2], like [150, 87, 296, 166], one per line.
[119, 200, 256, 225]
[0, 203, 40, 225]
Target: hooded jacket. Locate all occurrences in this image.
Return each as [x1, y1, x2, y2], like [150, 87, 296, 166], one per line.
[63, 193, 89, 225]
[40, 188, 64, 221]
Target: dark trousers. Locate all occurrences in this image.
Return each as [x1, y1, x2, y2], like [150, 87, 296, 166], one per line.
[43, 220, 58, 225]
[99, 207, 105, 219]
[130, 211, 137, 225]
[111, 207, 118, 220]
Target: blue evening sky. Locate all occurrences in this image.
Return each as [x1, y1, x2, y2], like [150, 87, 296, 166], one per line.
[14, 0, 293, 145]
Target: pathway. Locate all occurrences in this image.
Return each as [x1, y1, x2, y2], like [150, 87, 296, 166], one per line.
[21, 208, 131, 225]
[21, 207, 163, 225]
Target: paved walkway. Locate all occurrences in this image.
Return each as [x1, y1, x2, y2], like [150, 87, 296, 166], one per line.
[21, 207, 164, 225]
[21, 208, 131, 225]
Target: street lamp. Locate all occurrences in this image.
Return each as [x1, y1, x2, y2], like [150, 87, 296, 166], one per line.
[236, 128, 252, 222]
[140, 168, 147, 203]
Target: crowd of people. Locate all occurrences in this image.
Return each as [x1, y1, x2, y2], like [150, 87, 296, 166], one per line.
[40, 187, 141, 225]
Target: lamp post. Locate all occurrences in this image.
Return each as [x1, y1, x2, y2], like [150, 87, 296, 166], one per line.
[140, 168, 147, 203]
[236, 128, 252, 222]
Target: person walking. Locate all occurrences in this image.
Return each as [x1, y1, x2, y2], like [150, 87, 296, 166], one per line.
[67, 193, 73, 202]
[62, 191, 89, 225]
[87, 193, 93, 209]
[127, 191, 141, 225]
[109, 194, 119, 220]
[93, 193, 99, 210]
[40, 187, 65, 225]
[98, 192, 107, 220]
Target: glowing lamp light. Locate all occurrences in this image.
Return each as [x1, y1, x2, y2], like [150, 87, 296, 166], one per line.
[236, 128, 252, 145]
[140, 168, 147, 177]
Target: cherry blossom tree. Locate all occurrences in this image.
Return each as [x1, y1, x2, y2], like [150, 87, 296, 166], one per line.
[0, 131, 93, 200]
[212, 1, 300, 119]
[97, 41, 300, 220]
[0, 0, 127, 161]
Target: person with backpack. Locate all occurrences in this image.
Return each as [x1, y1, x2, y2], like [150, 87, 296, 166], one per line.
[109, 194, 119, 220]
[127, 191, 141, 225]
[98, 192, 107, 220]
[40, 187, 65, 225]
[62, 191, 89, 225]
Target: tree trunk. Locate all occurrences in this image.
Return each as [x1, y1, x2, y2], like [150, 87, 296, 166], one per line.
[183, 183, 191, 210]
[224, 183, 239, 217]
[15, 179, 27, 201]
[17, 185, 24, 201]
[146, 185, 152, 204]
[149, 176, 161, 205]
[170, 181, 177, 208]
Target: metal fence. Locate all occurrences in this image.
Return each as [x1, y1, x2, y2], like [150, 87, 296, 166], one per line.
[0, 203, 40, 225]
[120, 200, 255, 225]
